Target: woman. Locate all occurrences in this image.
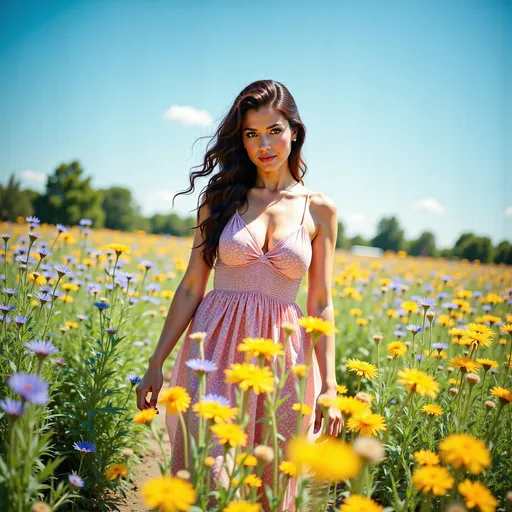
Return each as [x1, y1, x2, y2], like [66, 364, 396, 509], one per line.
[136, 79, 342, 509]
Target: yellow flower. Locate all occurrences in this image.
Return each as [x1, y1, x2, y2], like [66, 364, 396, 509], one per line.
[335, 396, 370, 416]
[500, 323, 512, 335]
[287, 435, 361, 482]
[105, 463, 127, 480]
[396, 369, 439, 398]
[133, 408, 158, 424]
[223, 503, 261, 512]
[467, 323, 496, 338]
[451, 356, 481, 373]
[386, 341, 407, 358]
[141, 475, 196, 512]
[237, 337, 284, 361]
[401, 301, 418, 314]
[224, 363, 274, 395]
[292, 403, 312, 415]
[243, 474, 262, 488]
[347, 411, 387, 437]
[421, 404, 443, 416]
[292, 364, 308, 377]
[349, 308, 362, 317]
[235, 453, 257, 467]
[414, 450, 440, 466]
[204, 456, 215, 468]
[346, 359, 378, 380]
[458, 479, 498, 512]
[438, 433, 491, 475]
[211, 423, 247, 448]
[340, 495, 384, 512]
[107, 243, 131, 255]
[193, 399, 238, 424]
[337, 384, 348, 394]
[476, 358, 499, 371]
[490, 386, 512, 403]
[412, 465, 454, 496]
[356, 318, 369, 326]
[298, 316, 336, 336]
[279, 460, 298, 477]
[158, 387, 191, 415]
[461, 331, 493, 348]
[62, 283, 79, 292]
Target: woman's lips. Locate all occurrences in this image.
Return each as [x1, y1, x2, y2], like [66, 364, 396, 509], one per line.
[259, 155, 276, 162]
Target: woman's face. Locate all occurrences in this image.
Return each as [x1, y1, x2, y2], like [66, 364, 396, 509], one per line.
[241, 105, 297, 173]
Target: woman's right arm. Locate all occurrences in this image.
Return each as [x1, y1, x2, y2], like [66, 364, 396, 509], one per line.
[136, 200, 213, 410]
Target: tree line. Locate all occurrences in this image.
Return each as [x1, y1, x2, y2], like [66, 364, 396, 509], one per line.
[1, 160, 510, 264]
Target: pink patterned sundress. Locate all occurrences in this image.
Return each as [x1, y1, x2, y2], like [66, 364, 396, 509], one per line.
[165, 189, 322, 511]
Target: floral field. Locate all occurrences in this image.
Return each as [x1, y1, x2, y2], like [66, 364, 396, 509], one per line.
[0, 216, 511, 512]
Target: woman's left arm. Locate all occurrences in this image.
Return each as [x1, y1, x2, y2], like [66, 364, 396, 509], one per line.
[306, 192, 343, 436]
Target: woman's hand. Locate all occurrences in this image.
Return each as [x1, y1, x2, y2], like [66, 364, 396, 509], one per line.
[313, 386, 343, 437]
[135, 361, 164, 411]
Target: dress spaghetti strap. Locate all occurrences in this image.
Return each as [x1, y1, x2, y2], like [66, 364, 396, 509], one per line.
[300, 189, 310, 225]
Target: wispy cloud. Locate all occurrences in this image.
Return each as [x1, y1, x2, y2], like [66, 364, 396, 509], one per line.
[505, 206, 512, 217]
[411, 197, 446, 215]
[19, 169, 46, 184]
[164, 105, 214, 126]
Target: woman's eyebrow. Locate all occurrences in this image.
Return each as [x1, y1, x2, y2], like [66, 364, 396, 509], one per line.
[243, 122, 284, 132]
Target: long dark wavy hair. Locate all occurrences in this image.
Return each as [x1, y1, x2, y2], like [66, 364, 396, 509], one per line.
[172, 79, 308, 268]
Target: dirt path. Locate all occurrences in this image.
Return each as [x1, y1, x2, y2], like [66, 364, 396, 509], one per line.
[117, 405, 170, 512]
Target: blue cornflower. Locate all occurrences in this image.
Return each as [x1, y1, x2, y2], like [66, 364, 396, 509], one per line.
[437, 291, 450, 300]
[26, 216, 40, 225]
[482, 305, 492, 312]
[415, 354, 425, 361]
[93, 301, 110, 310]
[77, 314, 89, 321]
[73, 441, 96, 453]
[52, 290, 64, 299]
[79, 218, 93, 227]
[417, 297, 435, 310]
[2, 287, 18, 296]
[185, 359, 218, 374]
[432, 342, 448, 352]
[0, 304, 15, 313]
[406, 324, 423, 335]
[68, 473, 84, 488]
[8, 373, 49, 405]
[442, 302, 457, 311]
[56, 223, 68, 233]
[105, 327, 118, 337]
[1, 233, 12, 242]
[13, 315, 28, 326]
[128, 297, 139, 304]
[202, 394, 230, 406]
[24, 340, 59, 359]
[35, 292, 52, 303]
[394, 330, 406, 338]
[441, 275, 453, 283]
[53, 264, 70, 276]
[140, 260, 156, 270]
[27, 231, 42, 241]
[37, 247, 52, 258]
[126, 374, 141, 385]
[0, 398, 25, 417]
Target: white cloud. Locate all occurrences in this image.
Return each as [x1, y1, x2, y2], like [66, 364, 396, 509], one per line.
[505, 206, 512, 217]
[411, 197, 446, 215]
[19, 169, 46, 184]
[164, 105, 214, 126]
[344, 213, 375, 238]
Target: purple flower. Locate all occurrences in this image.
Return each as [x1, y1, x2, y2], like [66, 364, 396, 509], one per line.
[1, 233, 12, 242]
[94, 301, 110, 310]
[8, 373, 49, 405]
[37, 247, 52, 258]
[2, 288, 18, 297]
[13, 315, 28, 326]
[55, 357, 67, 366]
[56, 223, 68, 233]
[27, 231, 42, 241]
[185, 359, 218, 374]
[140, 260, 156, 270]
[73, 441, 96, 453]
[68, 473, 84, 488]
[433, 342, 448, 352]
[35, 292, 53, 303]
[53, 264, 70, 276]
[105, 327, 118, 337]
[26, 216, 40, 226]
[406, 324, 423, 335]
[394, 330, 406, 338]
[202, 394, 230, 406]
[126, 374, 141, 385]
[442, 302, 457, 311]
[0, 304, 15, 313]
[77, 314, 89, 321]
[0, 398, 25, 417]
[24, 340, 59, 359]
[415, 354, 425, 361]
[79, 218, 93, 227]
[417, 297, 436, 310]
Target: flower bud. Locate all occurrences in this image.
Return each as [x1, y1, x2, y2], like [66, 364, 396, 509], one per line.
[484, 400, 496, 410]
[204, 456, 215, 467]
[464, 373, 480, 386]
[176, 469, 190, 480]
[372, 333, 383, 345]
[355, 392, 372, 405]
[253, 445, 274, 463]
[352, 436, 385, 464]
[32, 503, 51, 512]
[449, 387, 459, 396]
[122, 448, 134, 458]
[189, 331, 207, 343]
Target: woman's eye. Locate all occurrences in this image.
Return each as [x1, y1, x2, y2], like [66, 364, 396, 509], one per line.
[246, 128, 282, 138]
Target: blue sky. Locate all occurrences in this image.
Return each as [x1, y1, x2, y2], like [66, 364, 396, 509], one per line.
[0, 0, 510, 248]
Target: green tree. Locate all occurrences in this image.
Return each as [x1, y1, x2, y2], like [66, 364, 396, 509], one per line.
[0, 173, 34, 221]
[408, 231, 437, 257]
[336, 221, 349, 249]
[101, 186, 139, 231]
[349, 235, 370, 247]
[458, 236, 494, 263]
[37, 161, 105, 227]
[493, 241, 512, 265]
[371, 216, 404, 252]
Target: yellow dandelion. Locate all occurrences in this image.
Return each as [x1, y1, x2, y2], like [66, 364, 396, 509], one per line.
[476, 358, 499, 371]
[105, 463, 127, 480]
[279, 460, 298, 477]
[490, 386, 512, 403]
[337, 384, 348, 394]
[356, 318, 369, 326]
[336, 396, 371, 416]
[412, 465, 454, 496]
[193, 399, 238, 424]
[224, 363, 274, 395]
[467, 323, 496, 338]
[340, 495, 384, 512]
[292, 364, 308, 377]
[347, 411, 387, 437]
[461, 331, 493, 348]
[401, 300, 419, 314]
[235, 453, 257, 467]
[421, 404, 443, 416]
[158, 387, 191, 415]
[349, 308, 362, 317]
[386, 341, 408, 358]
[223, 503, 261, 512]
[500, 324, 512, 335]
[458, 479, 498, 512]
[346, 359, 378, 380]
[451, 356, 481, 374]
[107, 243, 131, 256]
[298, 316, 336, 336]
[133, 408, 158, 424]
[292, 403, 313, 415]
[438, 433, 491, 475]
[287, 435, 361, 482]
[237, 337, 284, 361]
[211, 423, 247, 448]
[243, 474, 262, 488]
[414, 449, 440, 466]
[396, 368, 439, 398]
[141, 475, 196, 512]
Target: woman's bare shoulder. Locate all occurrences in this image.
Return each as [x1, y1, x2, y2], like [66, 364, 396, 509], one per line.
[308, 190, 338, 221]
